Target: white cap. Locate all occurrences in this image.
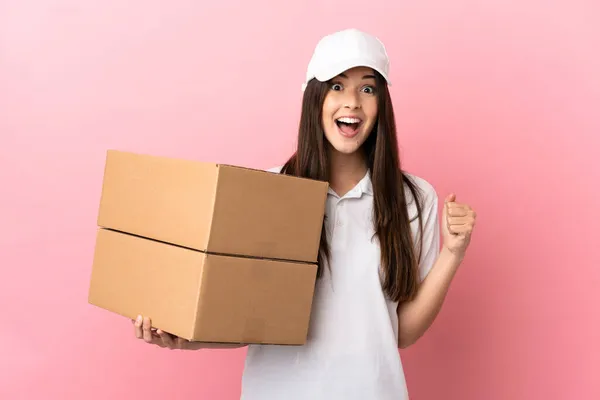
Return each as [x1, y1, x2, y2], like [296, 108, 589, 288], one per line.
[302, 28, 391, 91]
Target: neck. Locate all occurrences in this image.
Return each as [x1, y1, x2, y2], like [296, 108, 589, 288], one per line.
[328, 148, 368, 197]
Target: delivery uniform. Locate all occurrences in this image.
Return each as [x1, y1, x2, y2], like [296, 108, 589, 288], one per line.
[240, 166, 440, 400]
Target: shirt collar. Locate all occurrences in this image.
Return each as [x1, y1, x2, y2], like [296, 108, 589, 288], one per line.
[327, 169, 373, 198]
[359, 170, 373, 195]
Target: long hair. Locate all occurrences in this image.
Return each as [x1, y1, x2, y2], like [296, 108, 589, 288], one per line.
[281, 72, 425, 303]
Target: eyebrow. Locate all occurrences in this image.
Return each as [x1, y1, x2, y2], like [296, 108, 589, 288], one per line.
[338, 73, 377, 80]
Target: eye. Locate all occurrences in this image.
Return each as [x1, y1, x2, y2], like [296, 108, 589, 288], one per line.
[362, 85, 376, 94]
[330, 83, 343, 91]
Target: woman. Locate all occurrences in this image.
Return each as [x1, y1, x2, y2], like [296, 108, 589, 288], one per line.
[134, 28, 477, 400]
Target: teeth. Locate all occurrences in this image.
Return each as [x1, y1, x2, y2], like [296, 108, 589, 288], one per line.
[337, 117, 361, 124]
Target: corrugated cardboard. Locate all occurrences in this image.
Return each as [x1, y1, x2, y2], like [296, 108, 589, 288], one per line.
[88, 150, 328, 345]
[97, 150, 328, 263]
[89, 228, 318, 345]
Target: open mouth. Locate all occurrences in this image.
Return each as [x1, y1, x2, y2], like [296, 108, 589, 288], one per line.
[335, 117, 362, 138]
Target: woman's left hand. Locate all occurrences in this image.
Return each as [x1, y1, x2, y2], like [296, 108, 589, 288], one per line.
[442, 193, 477, 260]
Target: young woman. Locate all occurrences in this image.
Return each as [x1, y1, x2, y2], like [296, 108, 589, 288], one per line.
[133, 28, 477, 400]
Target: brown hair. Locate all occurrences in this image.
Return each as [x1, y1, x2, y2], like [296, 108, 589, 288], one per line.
[281, 72, 425, 303]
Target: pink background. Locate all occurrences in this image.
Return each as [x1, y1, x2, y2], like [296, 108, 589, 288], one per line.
[1, 1, 598, 399]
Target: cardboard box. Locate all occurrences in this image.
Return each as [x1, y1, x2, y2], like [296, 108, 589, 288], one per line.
[88, 150, 328, 345]
[97, 150, 329, 263]
[89, 228, 318, 344]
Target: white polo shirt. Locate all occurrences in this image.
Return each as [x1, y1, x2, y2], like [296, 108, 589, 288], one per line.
[240, 167, 440, 400]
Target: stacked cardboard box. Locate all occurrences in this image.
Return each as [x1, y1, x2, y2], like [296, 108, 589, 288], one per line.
[88, 150, 328, 345]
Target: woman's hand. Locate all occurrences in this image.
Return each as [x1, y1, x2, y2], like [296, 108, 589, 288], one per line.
[132, 315, 247, 350]
[442, 193, 477, 261]
[133, 315, 194, 350]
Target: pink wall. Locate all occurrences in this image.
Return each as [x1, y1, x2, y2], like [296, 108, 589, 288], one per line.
[1, 1, 598, 399]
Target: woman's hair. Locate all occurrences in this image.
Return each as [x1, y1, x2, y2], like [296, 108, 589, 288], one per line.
[280, 72, 425, 303]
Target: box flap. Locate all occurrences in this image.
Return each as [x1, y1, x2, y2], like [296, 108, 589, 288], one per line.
[97, 150, 218, 251]
[208, 165, 328, 262]
[193, 253, 317, 344]
[88, 228, 204, 340]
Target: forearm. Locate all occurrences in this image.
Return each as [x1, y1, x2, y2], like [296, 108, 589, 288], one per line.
[397, 246, 463, 348]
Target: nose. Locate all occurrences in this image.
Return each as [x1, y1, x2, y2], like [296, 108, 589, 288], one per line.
[342, 91, 361, 109]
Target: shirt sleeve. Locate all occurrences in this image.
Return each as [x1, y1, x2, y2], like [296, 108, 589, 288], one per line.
[410, 178, 441, 282]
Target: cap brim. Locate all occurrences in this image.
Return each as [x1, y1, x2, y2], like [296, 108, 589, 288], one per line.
[314, 58, 391, 86]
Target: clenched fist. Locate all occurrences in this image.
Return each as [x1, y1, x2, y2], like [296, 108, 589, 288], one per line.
[442, 193, 476, 260]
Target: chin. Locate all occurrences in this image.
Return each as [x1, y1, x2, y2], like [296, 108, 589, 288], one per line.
[325, 129, 370, 155]
[330, 141, 363, 155]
